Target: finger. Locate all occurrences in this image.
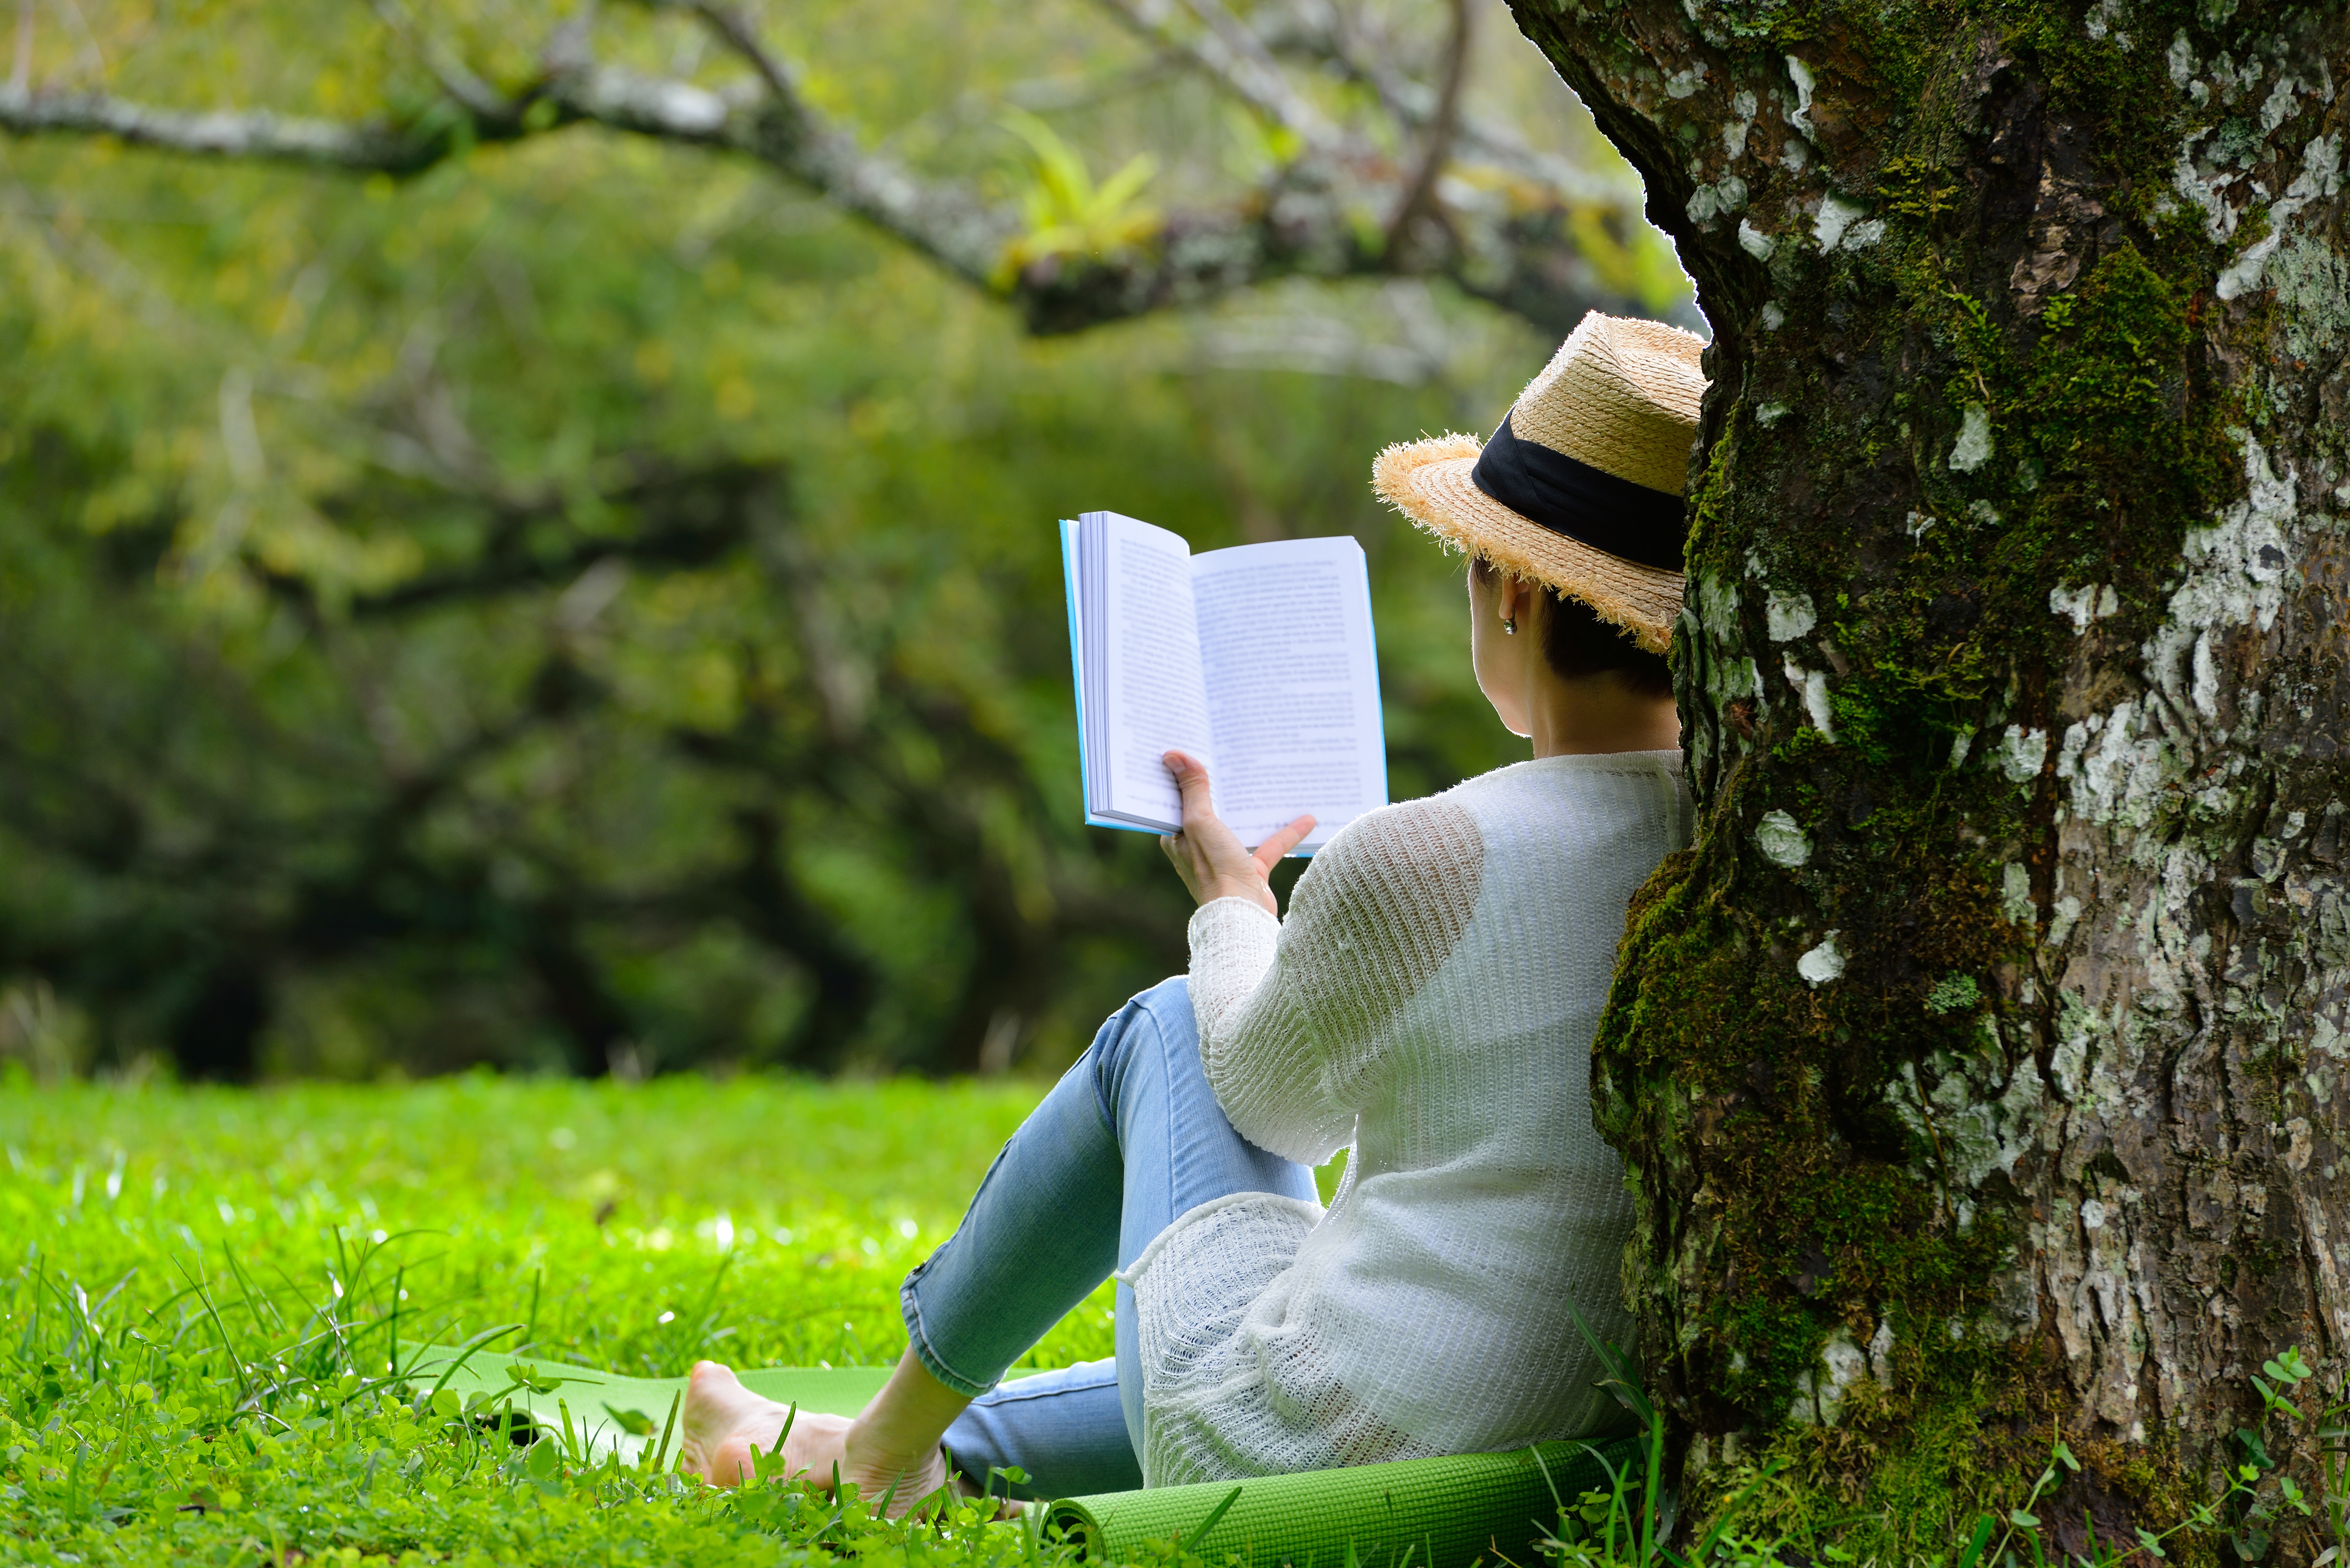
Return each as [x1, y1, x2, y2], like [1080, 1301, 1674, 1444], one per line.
[1252, 814, 1317, 871]
[1162, 750, 1215, 821]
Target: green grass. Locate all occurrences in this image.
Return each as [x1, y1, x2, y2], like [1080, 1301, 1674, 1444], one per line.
[4, 1073, 2326, 1566]
[0, 1071, 1120, 1564]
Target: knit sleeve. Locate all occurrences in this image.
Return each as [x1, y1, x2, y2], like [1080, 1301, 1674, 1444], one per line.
[1186, 798, 1485, 1164]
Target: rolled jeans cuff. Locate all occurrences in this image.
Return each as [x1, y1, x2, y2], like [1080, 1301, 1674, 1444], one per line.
[899, 1267, 1001, 1399]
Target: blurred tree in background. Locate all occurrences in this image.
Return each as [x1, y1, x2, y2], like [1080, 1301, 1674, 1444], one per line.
[0, 0, 1691, 1082]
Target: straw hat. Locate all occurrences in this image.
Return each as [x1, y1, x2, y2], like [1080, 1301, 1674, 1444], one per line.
[1372, 311, 1707, 655]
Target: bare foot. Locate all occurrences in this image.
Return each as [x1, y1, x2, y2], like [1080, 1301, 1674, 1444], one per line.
[840, 1420, 952, 1517]
[677, 1361, 851, 1488]
[677, 1362, 953, 1516]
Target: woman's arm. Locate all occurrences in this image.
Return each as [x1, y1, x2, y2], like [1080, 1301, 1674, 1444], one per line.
[1161, 753, 1485, 1165]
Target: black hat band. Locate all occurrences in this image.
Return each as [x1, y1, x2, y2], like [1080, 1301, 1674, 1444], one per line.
[1467, 411, 1690, 573]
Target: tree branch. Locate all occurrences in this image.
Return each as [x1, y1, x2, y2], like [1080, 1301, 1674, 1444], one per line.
[0, 83, 441, 170]
[0, 7, 1663, 335]
[266, 457, 776, 619]
[1249, 0, 1631, 207]
[676, 0, 799, 109]
[1090, 0, 1346, 154]
[1382, 0, 1469, 265]
[363, 0, 512, 122]
[1071, 0, 1681, 330]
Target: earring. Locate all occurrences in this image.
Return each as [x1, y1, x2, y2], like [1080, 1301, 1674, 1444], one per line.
[1503, 614, 1517, 636]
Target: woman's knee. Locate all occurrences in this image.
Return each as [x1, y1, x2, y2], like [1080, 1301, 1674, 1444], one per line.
[1087, 977, 1195, 1115]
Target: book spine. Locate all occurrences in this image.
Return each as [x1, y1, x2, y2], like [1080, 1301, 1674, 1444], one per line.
[1059, 518, 1099, 825]
[1068, 515, 1186, 837]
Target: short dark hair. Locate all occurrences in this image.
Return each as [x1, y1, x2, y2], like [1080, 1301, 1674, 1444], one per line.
[1474, 557, 1673, 698]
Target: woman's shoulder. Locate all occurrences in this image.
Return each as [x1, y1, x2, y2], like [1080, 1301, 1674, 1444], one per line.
[1443, 750, 1686, 820]
[1290, 793, 1486, 935]
[1281, 795, 1486, 995]
[1313, 791, 1485, 880]
[1454, 752, 1695, 872]
[1302, 751, 1685, 893]
[1393, 751, 1693, 865]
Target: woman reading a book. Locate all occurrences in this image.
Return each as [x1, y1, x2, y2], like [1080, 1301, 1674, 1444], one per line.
[680, 311, 1706, 1505]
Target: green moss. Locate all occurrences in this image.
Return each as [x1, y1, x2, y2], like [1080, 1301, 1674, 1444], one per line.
[1874, 153, 1964, 222]
[1924, 974, 1981, 1014]
[1699, 1368, 2217, 1566]
[1598, 810, 2021, 1427]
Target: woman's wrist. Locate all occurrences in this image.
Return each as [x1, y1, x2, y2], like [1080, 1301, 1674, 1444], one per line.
[1199, 879, 1276, 915]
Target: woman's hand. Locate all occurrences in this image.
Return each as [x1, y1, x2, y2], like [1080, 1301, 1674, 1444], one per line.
[1158, 751, 1315, 915]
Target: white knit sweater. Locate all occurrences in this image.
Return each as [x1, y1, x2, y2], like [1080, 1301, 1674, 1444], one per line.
[1120, 752, 1692, 1487]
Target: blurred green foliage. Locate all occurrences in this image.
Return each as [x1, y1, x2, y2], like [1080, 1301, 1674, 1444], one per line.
[0, 0, 1686, 1080]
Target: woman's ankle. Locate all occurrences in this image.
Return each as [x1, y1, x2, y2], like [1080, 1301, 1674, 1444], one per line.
[839, 1426, 949, 1510]
[841, 1348, 974, 1495]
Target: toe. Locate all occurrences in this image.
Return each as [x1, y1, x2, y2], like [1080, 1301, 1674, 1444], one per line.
[706, 1437, 754, 1488]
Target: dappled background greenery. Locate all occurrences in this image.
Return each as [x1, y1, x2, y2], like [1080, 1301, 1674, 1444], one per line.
[0, 0, 1690, 1082]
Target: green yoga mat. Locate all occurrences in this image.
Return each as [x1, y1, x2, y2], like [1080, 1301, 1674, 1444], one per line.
[1045, 1438, 1640, 1568]
[405, 1343, 1633, 1568]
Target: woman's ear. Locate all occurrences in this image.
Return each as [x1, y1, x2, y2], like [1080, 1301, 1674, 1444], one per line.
[1496, 573, 1530, 630]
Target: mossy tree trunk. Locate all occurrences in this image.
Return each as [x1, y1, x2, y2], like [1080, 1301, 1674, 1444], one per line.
[1504, 0, 2350, 1553]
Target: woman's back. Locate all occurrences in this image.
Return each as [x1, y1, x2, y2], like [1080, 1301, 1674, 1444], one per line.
[1128, 751, 1691, 1485]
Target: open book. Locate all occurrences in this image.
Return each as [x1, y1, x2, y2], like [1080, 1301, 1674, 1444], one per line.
[1061, 511, 1387, 853]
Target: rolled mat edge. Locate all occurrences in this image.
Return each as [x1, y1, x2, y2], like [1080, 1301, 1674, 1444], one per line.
[1045, 1436, 1641, 1568]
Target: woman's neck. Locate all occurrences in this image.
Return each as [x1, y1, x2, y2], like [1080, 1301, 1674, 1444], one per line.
[1525, 672, 1682, 758]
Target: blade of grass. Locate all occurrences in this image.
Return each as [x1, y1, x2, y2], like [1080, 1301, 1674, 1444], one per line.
[772, 1401, 798, 1479]
[649, 1387, 683, 1474]
[422, 1323, 526, 1398]
[1639, 1382, 1664, 1565]
[170, 1255, 252, 1405]
[1529, 1444, 1564, 1515]
[1181, 1485, 1246, 1553]
[219, 1244, 287, 1336]
[20, 1252, 42, 1362]
[1565, 1294, 1655, 1429]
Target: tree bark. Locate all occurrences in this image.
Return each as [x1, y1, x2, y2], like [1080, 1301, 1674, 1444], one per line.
[1504, 0, 2350, 1551]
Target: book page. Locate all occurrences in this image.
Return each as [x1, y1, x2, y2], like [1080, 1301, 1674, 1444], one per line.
[1190, 536, 1387, 851]
[1092, 512, 1214, 832]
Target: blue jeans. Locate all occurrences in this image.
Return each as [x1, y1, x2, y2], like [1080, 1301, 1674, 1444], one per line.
[910, 976, 1319, 1498]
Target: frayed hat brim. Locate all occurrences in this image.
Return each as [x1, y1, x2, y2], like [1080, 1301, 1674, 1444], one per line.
[1373, 435, 1684, 656]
